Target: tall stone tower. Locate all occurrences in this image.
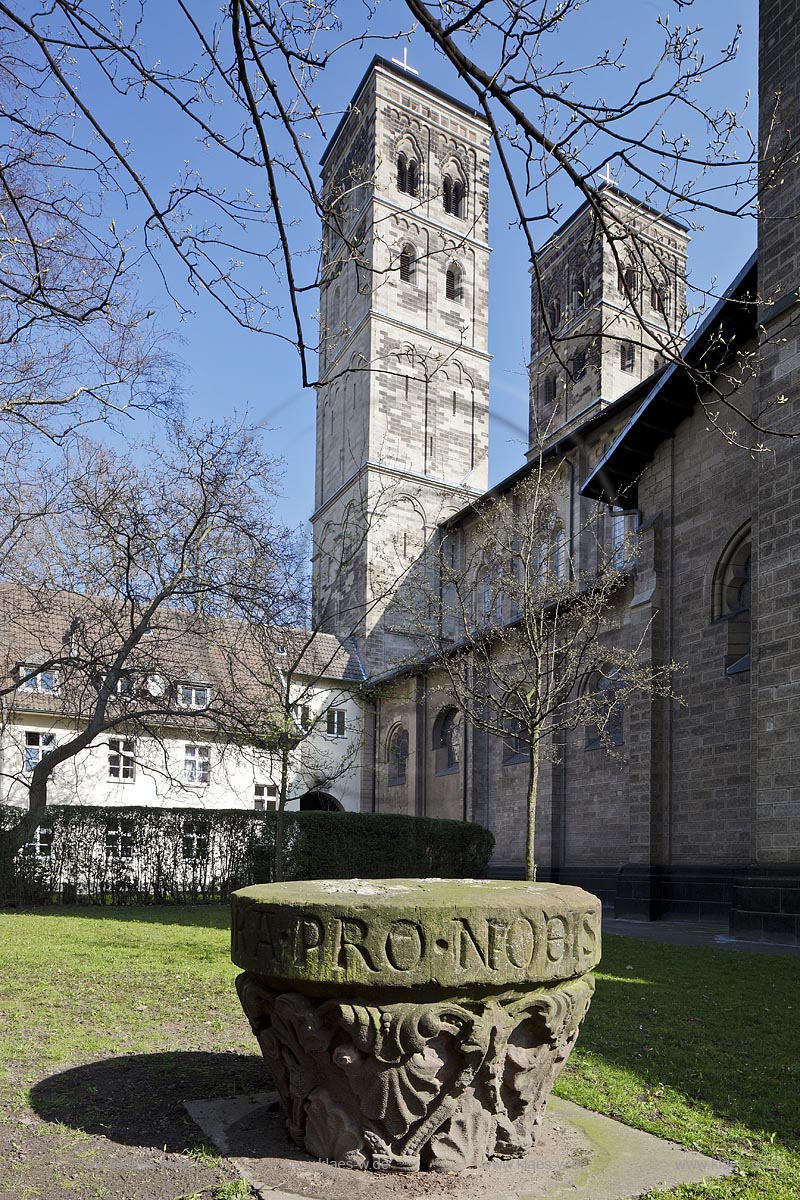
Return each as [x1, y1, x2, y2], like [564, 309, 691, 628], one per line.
[528, 185, 689, 448]
[311, 56, 491, 671]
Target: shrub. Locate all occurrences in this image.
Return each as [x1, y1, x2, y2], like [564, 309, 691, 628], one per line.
[0, 805, 494, 904]
[0, 805, 266, 905]
[251, 810, 494, 883]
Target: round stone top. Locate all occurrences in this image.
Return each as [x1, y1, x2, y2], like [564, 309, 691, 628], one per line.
[231, 878, 601, 990]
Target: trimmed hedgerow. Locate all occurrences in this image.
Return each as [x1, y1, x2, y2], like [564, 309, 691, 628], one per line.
[1, 805, 265, 905]
[0, 805, 494, 904]
[252, 810, 494, 883]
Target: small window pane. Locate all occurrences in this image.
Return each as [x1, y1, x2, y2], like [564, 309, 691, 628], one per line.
[326, 709, 346, 737]
[184, 744, 211, 784]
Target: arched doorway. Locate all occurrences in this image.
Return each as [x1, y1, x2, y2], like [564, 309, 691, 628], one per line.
[298, 791, 342, 812]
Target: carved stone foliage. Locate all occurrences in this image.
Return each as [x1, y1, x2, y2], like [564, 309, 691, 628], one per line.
[236, 972, 594, 1172]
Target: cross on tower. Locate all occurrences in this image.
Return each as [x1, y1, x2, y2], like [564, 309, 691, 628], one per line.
[597, 163, 617, 188]
[391, 45, 419, 76]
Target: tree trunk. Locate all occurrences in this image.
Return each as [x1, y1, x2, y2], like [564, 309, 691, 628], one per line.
[274, 745, 290, 883]
[525, 737, 540, 882]
[0, 767, 50, 894]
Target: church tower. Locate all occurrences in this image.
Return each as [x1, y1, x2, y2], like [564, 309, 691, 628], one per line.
[528, 185, 689, 447]
[311, 56, 491, 671]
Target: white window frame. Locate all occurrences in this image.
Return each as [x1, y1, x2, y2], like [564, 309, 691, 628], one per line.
[254, 783, 278, 812]
[326, 708, 346, 738]
[24, 824, 52, 858]
[182, 818, 210, 862]
[24, 731, 55, 773]
[105, 817, 134, 861]
[19, 665, 59, 694]
[176, 683, 211, 709]
[108, 737, 136, 782]
[184, 743, 211, 785]
[294, 703, 311, 731]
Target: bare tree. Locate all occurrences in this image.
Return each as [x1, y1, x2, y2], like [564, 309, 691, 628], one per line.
[0, 2, 772, 430]
[0, 418, 305, 864]
[393, 463, 677, 880]
[0, 64, 177, 437]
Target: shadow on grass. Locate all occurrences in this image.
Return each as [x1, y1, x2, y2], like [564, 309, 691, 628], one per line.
[29, 1051, 269, 1150]
[574, 934, 800, 1149]
[9, 903, 231, 930]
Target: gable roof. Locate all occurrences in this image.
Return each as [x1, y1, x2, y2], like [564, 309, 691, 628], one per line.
[0, 584, 364, 725]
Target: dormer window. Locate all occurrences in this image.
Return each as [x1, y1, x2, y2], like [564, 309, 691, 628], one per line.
[177, 683, 211, 709]
[397, 153, 418, 197]
[19, 665, 58, 694]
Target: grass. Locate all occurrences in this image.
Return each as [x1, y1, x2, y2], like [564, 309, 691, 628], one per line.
[0, 905, 798, 1199]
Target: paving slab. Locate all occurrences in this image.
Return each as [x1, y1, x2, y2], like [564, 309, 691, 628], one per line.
[185, 1090, 732, 1200]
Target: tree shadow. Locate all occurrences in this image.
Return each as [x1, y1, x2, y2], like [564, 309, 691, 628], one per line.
[28, 1050, 270, 1151]
[574, 935, 800, 1151]
[13, 903, 231, 931]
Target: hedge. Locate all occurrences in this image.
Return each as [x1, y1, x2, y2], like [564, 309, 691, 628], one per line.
[0, 805, 494, 904]
[0, 805, 265, 905]
[252, 810, 494, 883]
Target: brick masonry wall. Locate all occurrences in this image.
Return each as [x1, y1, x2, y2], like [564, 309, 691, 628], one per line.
[753, 0, 800, 864]
[639, 368, 756, 866]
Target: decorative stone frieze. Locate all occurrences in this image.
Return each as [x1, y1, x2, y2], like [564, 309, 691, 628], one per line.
[232, 879, 600, 1172]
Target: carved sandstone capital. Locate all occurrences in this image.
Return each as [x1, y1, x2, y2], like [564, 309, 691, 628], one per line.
[231, 878, 601, 1172]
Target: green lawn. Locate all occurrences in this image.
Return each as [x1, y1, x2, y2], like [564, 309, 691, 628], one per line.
[0, 906, 798, 1199]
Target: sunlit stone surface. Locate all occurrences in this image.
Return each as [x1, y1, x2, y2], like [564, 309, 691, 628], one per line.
[232, 878, 600, 1172]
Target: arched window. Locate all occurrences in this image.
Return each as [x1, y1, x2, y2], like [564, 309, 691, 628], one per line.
[502, 715, 529, 763]
[397, 153, 419, 197]
[547, 294, 562, 328]
[608, 506, 638, 570]
[330, 285, 341, 334]
[538, 521, 568, 583]
[584, 667, 624, 749]
[712, 523, 752, 674]
[617, 264, 639, 298]
[442, 173, 466, 217]
[571, 349, 587, 382]
[399, 244, 416, 283]
[433, 707, 459, 774]
[651, 281, 667, 314]
[475, 567, 492, 624]
[445, 263, 462, 302]
[620, 341, 635, 372]
[387, 726, 409, 786]
[543, 373, 557, 406]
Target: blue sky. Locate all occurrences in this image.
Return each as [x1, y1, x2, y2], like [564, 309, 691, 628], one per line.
[91, 1, 758, 531]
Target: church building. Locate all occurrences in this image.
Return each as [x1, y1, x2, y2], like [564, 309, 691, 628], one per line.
[312, 0, 800, 941]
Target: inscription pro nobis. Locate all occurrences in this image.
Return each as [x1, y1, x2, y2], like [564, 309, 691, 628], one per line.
[243, 908, 599, 984]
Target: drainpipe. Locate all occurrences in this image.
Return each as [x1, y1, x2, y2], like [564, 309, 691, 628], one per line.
[366, 687, 377, 813]
[461, 661, 470, 823]
[0, 694, 6, 806]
